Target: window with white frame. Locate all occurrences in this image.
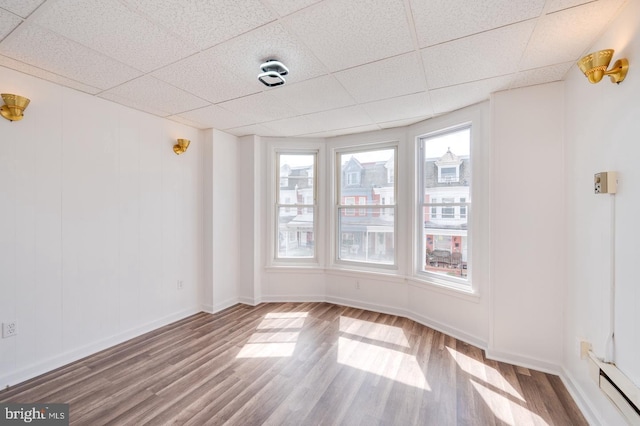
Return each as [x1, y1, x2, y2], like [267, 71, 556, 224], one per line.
[337, 146, 396, 266]
[276, 152, 317, 259]
[420, 126, 470, 283]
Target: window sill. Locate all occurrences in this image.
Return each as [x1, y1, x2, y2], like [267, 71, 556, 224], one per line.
[265, 265, 325, 274]
[325, 266, 406, 284]
[407, 275, 480, 302]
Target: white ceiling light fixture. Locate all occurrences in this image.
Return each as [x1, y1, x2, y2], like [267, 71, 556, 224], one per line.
[258, 59, 289, 87]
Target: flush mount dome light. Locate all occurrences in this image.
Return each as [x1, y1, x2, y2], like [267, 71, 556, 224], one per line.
[258, 59, 289, 87]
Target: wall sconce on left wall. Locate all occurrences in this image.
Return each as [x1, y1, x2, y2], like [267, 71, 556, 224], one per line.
[173, 138, 190, 155]
[1, 93, 30, 122]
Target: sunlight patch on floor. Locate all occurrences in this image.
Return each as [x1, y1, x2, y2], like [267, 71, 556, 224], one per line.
[236, 342, 297, 358]
[446, 346, 524, 401]
[339, 316, 410, 347]
[236, 312, 308, 358]
[470, 379, 548, 426]
[337, 336, 430, 390]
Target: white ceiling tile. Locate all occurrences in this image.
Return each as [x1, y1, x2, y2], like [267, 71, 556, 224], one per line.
[303, 105, 374, 131]
[362, 92, 432, 123]
[261, 115, 318, 136]
[302, 124, 381, 138]
[166, 114, 209, 129]
[100, 76, 209, 115]
[422, 21, 535, 89]
[510, 62, 574, 89]
[0, 24, 141, 89]
[218, 91, 301, 123]
[0, 8, 21, 40]
[270, 75, 355, 115]
[206, 22, 328, 86]
[152, 49, 260, 104]
[0, 0, 44, 18]
[0, 54, 102, 94]
[410, 0, 544, 48]
[430, 76, 512, 114]
[284, 0, 413, 72]
[122, 0, 277, 50]
[334, 52, 426, 103]
[379, 117, 428, 129]
[176, 104, 255, 130]
[32, 0, 197, 73]
[99, 91, 171, 116]
[330, 124, 382, 137]
[546, 0, 593, 14]
[520, 0, 626, 69]
[225, 123, 280, 137]
[260, 0, 322, 17]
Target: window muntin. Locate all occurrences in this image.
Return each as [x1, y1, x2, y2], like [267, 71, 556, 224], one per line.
[276, 153, 317, 259]
[337, 147, 396, 266]
[420, 126, 470, 282]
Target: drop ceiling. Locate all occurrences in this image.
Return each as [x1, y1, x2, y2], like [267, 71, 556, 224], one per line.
[0, 0, 627, 138]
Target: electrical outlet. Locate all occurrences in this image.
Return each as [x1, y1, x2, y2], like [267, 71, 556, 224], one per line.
[177, 280, 184, 290]
[355, 280, 360, 290]
[2, 321, 17, 338]
[594, 171, 617, 194]
[580, 340, 592, 360]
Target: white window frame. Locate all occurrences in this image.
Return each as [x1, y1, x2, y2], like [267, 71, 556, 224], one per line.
[272, 149, 319, 264]
[415, 120, 477, 292]
[334, 143, 398, 270]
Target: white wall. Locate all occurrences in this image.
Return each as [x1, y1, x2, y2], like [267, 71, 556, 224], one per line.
[237, 135, 263, 304]
[202, 129, 240, 312]
[564, 0, 640, 423]
[0, 66, 203, 388]
[489, 83, 565, 370]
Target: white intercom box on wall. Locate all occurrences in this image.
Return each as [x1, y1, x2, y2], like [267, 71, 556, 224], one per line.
[594, 171, 617, 194]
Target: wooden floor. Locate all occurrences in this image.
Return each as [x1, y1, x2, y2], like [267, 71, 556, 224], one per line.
[1, 302, 587, 425]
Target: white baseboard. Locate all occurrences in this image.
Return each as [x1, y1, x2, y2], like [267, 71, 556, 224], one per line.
[326, 295, 487, 351]
[213, 297, 242, 313]
[238, 296, 259, 306]
[559, 367, 602, 426]
[261, 294, 326, 303]
[1, 306, 201, 389]
[484, 348, 561, 376]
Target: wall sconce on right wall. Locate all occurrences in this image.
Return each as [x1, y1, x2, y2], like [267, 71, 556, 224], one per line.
[577, 49, 629, 84]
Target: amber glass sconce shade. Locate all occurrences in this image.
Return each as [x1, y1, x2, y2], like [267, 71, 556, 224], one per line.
[1, 93, 31, 121]
[173, 138, 190, 155]
[577, 49, 629, 84]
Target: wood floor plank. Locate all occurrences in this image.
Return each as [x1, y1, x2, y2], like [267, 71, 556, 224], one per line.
[0, 303, 588, 426]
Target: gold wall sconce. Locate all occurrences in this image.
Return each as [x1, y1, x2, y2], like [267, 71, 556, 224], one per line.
[1, 93, 31, 121]
[578, 49, 629, 84]
[173, 138, 190, 155]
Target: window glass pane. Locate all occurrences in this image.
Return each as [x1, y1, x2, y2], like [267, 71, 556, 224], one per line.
[338, 207, 394, 264]
[278, 207, 314, 258]
[279, 154, 314, 204]
[339, 149, 395, 206]
[422, 126, 470, 281]
[424, 127, 470, 190]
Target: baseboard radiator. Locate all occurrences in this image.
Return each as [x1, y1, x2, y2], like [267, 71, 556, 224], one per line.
[588, 352, 640, 425]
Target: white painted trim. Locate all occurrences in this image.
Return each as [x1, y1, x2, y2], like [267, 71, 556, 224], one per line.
[325, 295, 486, 350]
[560, 367, 604, 426]
[484, 348, 561, 376]
[201, 304, 214, 313]
[213, 297, 243, 313]
[260, 294, 326, 303]
[238, 296, 259, 306]
[1, 306, 201, 389]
